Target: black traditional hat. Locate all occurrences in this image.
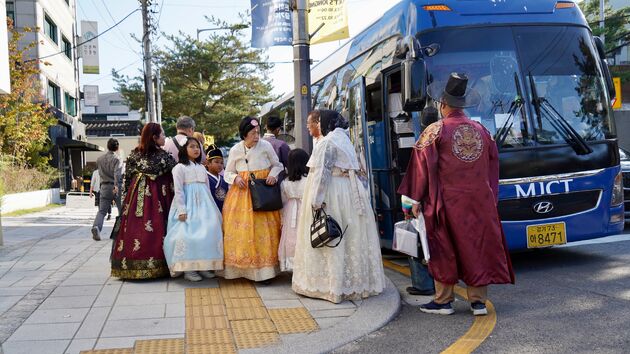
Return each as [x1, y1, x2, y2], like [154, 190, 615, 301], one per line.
[205, 144, 223, 161]
[427, 72, 480, 108]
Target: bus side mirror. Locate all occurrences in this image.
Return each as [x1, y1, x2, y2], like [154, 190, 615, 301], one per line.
[402, 58, 427, 112]
[593, 36, 616, 100]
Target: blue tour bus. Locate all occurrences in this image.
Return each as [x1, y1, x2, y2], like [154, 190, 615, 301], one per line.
[261, 0, 625, 250]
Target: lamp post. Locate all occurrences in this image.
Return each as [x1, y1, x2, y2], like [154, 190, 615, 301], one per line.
[195, 25, 249, 83]
[196, 25, 249, 42]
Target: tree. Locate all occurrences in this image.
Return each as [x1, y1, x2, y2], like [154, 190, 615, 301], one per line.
[0, 21, 55, 168]
[579, 0, 630, 57]
[113, 17, 274, 144]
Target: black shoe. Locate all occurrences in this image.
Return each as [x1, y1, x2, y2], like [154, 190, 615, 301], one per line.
[470, 301, 488, 316]
[106, 214, 111, 220]
[257, 279, 272, 286]
[406, 287, 435, 296]
[419, 300, 455, 315]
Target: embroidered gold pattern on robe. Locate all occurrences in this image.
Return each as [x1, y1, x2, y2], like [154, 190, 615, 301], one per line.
[145, 185, 152, 197]
[117, 240, 124, 252]
[121, 257, 128, 269]
[162, 185, 167, 196]
[158, 201, 163, 213]
[147, 257, 155, 269]
[144, 220, 154, 232]
[414, 121, 443, 150]
[135, 177, 147, 217]
[133, 239, 141, 252]
[452, 124, 484, 162]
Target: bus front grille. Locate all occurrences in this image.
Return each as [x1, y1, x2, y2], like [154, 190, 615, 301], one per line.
[498, 190, 602, 222]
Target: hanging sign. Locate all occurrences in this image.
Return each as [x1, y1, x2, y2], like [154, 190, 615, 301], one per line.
[250, 0, 293, 48]
[308, 0, 349, 45]
[80, 21, 100, 74]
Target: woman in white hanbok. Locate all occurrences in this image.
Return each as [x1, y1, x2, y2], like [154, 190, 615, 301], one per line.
[292, 110, 385, 303]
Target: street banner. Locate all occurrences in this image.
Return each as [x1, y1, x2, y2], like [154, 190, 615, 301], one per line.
[83, 85, 99, 106]
[308, 0, 349, 45]
[81, 21, 99, 74]
[250, 0, 293, 48]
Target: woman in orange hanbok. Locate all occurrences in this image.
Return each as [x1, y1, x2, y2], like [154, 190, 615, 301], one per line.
[220, 116, 284, 281]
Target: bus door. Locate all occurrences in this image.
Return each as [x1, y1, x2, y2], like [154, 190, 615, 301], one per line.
[346, 77, 376, 210]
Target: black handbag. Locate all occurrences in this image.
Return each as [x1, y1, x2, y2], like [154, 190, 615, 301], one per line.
[243, 144, 283, 211]
[310, 206, 347, 248]
[249, 173, 283, 211]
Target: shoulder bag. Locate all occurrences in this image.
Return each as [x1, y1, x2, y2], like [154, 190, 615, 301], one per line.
[244, 145, 283, 211]
[310, 205, 347, 248]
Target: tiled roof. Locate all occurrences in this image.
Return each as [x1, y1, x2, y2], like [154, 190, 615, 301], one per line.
[85, 121, 141, 137]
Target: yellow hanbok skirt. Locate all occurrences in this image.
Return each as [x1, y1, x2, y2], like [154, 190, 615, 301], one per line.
[220, 169, 281, 281]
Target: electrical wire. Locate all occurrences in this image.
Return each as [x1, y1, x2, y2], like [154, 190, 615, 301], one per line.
[98, 0, 143, 57]
[83, 59, 143, 85]
[29, 7, 141, 62]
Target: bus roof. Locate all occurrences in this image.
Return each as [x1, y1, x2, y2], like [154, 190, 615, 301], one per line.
[270, 0, 587, 108]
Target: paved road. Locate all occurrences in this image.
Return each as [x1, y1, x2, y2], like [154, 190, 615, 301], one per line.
[336, 226, 630, 354]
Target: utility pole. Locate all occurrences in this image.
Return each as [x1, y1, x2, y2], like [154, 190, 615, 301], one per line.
[599, 0, 605, 44]
[292, 0, 312, 152]
[141, 0, 156, 123]
[155, 68, 162, 125]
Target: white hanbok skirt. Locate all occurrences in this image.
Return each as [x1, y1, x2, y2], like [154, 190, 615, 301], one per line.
[292, 170, 385, 303]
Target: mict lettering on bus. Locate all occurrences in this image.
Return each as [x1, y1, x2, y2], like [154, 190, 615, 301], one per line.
[515, 179, 573, 198]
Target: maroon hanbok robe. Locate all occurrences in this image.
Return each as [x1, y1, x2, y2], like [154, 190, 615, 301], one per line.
[398, 111, 514, 287]
[111, 149, 176, 279]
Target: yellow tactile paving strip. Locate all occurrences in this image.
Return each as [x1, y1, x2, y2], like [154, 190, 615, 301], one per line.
[134, 338, 185, 354]
[382, 258, 497, 354]
[230, 319, 277, 334]
[92, 279, 320, 353]
[186, 329, 233, 345]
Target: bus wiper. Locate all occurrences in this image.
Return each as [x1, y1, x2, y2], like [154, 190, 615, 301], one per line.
[495, 73, 524, 150]
[527, 73, 592, 155]
[538, 98, 592, 155]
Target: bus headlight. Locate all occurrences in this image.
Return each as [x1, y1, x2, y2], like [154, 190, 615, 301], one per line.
[612, 171, 623, 206]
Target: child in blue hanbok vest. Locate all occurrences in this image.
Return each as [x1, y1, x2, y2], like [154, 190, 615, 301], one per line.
[204, 144, 229, 211]
[163, 137, 224, 282]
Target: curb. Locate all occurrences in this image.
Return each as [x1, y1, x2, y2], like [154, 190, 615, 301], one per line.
[246, 276, 401, 354]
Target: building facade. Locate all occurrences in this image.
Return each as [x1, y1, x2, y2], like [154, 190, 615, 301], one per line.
[8, 0, 100, 192]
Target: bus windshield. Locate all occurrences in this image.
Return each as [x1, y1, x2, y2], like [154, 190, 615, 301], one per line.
[422, 25, 613, 149]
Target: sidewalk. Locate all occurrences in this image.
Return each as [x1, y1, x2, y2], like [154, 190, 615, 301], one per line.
[0, 206, 400, 354]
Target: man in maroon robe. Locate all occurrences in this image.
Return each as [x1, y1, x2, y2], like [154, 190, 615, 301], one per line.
[398, 73, 514, 316]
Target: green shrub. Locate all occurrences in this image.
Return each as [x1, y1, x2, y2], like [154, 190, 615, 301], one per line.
[0, 158, 58, 195]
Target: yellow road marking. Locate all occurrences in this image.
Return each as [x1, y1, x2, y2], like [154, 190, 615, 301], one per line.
[382, 259, 497, 354]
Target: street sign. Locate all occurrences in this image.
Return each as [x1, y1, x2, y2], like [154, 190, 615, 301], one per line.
[250, 0, 293, 48]
[81, 21, 100, 74]
[612, 77, 622, 109]
[83, 85, 99, 106]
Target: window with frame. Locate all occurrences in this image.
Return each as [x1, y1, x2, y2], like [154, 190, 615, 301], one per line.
[47, 81, 60, 108]
[44, 15, 58, 44]
[64, 93, 76, 116]
[62, 36, 72, 59]
[6, 1, 15, 25]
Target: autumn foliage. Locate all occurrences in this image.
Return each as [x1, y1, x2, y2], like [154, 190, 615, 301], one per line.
[0, 21, 56, 169]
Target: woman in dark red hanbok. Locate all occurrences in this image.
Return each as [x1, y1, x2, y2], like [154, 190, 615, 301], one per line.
[111, 123, 177, 279]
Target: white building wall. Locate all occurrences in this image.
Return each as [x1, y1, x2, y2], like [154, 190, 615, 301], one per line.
[35, 0, 78, 109]
[0, 0, 11, 94]
[12, 0, 79, 114]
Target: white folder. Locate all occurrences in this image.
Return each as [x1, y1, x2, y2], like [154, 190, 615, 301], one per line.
[411, 215, 430, 262]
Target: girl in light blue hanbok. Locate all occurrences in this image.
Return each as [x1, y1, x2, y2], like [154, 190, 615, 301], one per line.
[163, 137, 223, 282]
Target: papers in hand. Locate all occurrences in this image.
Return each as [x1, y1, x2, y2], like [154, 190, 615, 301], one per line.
[411, 215, 430, 262]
